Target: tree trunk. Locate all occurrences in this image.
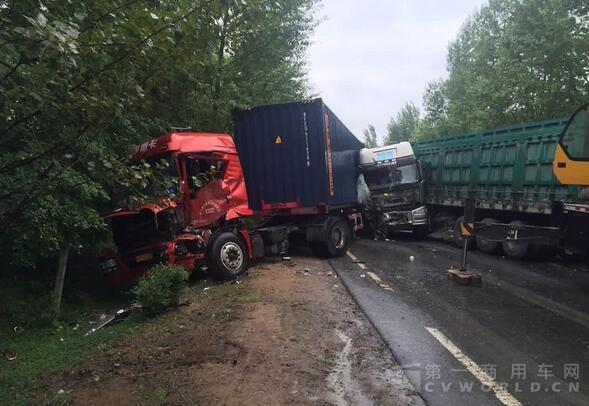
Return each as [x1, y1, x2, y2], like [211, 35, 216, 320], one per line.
[53, 246, 70, 318]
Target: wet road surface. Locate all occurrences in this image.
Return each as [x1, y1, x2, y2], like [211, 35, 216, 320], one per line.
[329, 237, 589, 406]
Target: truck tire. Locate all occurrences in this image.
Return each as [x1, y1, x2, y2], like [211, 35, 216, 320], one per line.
[310, 217, 351, 258]
[207, 232, 249, 280]
[501, 221, 529, 259]
[453, 216, 474, 248]
[475, 218, 500, 254]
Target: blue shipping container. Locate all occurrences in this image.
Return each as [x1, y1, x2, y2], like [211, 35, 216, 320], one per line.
[233, 99, 363, 211]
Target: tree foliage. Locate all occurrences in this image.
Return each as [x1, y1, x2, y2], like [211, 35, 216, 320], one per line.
[0, 0, 317, 270]
[416, 0, 589, 139]
[362, 124, 378, 148]
[384, 102, 420, 145]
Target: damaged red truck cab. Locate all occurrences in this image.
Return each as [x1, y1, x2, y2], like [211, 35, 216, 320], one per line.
[101, 100, 364, 288]
[101, 132, 254, 287]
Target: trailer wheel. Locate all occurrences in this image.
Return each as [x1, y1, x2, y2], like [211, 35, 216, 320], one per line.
[207, 232, 249, 280]
[310, 217, 351, 258]
[502, 221, 529, 259]
[475, 218, 500, 254]
[452, 216, 474, 248]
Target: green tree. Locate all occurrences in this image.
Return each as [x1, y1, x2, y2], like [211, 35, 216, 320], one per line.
[414, 80, 451, 139]
[0, 0, 317, 292]
[421, 0, 589, 138]
[362, 125, 379, 148]
[384, 102, 421, 145]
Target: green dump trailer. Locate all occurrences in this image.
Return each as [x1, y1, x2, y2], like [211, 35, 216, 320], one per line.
[413, 117, 589, 259]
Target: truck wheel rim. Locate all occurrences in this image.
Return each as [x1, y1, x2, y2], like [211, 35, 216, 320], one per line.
[220, 242, 243, 271]
[333, 226, 345, 249]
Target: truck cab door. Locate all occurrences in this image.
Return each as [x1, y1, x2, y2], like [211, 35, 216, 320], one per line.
[182, 156, 229, 228]
[554, 103, 589, 186]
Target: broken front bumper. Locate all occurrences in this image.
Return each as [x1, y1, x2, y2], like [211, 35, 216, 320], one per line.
[381, 206, 429, 229]
[100, 241, 203, 288]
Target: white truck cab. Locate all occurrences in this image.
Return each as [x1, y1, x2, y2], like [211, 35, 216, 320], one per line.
[359, 142, 429, 236]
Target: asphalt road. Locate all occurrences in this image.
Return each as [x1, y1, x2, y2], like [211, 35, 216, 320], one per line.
[329, 236, 589, 406]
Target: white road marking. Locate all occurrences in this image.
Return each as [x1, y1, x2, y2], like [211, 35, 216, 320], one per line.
[366, 271, 382, 283]
[366, 272, 394, 291]
[425, 327, 522, 406]
[499, 280, 589, 330]
[346, 251, 392, 291]
[346, 251, 359, 261]
[346, 250, 367, 269]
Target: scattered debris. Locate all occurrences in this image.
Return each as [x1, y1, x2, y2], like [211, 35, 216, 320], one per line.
[203, 287, 212, 292]
[282, 256, 291, 261]
[317, 271, 334, 277]
[1, 348, 16, 361]
[231, 279, 242, 285]
[57, 389, 65, 395]
[360, 274, 366, 278]
[85, 308, 132, 336]
[409, 256, 415, 261]
[13, 326, 23, 334]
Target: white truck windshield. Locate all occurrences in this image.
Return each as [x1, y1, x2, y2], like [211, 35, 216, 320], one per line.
[364, 163, 420, 190]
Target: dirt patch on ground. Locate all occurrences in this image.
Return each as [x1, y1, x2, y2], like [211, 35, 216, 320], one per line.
[38, 255, 424, 405]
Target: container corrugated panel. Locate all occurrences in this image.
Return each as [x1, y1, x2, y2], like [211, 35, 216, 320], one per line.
[413, 118, 579, 214]
[233, 99, 363, 211]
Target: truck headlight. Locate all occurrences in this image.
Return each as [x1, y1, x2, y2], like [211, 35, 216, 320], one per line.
[412, 206, 427, 220]
[174, 243, 188, 257]
[101, 258, 118, 274]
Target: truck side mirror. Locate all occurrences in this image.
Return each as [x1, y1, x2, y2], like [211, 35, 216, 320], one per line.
[559, 103, 589, 161]
[421, 161, 432, 181]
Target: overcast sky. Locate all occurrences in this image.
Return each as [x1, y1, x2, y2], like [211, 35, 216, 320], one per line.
[307, 0, 488, 143]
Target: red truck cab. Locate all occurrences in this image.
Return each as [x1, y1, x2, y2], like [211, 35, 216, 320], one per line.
[100, 132, 253, 287]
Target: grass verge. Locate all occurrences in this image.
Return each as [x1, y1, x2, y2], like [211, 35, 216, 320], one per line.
[0, 300, 142, 405]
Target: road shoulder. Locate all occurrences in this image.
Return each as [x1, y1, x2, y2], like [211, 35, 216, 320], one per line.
[38, 256, 424, 406]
